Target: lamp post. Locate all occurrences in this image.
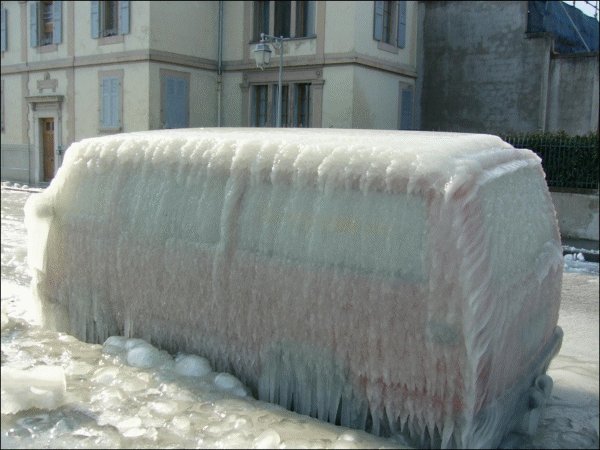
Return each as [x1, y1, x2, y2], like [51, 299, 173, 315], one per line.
[253, 33, 285, 127]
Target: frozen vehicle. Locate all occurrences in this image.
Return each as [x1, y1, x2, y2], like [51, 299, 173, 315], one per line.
[25, 128, 563, 449]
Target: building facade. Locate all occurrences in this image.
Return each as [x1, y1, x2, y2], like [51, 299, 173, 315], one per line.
[1, 1, 420, 184]
[420, 0, 599, 136]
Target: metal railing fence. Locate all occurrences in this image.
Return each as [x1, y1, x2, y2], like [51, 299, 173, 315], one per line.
[503, 132, 599, 192]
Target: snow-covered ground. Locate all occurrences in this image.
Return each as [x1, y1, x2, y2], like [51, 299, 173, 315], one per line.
[1, 186, 598, 449]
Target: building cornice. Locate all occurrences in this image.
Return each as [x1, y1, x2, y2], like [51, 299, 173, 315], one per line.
[25, 94, 64, 103]
[2, 50, 417, 79]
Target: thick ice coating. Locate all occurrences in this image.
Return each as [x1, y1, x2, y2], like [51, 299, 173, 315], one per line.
[25, 128, 564, 449]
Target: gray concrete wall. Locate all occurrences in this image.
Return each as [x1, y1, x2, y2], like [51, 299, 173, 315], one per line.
[551, 192, 599, 241]
[421, 1, 562, 135]
[546, 54, 600, 136]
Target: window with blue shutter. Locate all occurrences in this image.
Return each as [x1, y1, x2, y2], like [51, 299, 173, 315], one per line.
[163, 76, 189, 129]
[374, 1, 406, 48]
[29, 1, 62, 47]
[100, 76, 121, 129]
[92, 1, 130, 39]
[1, 8, 7, 52]
[399, 86, 413, 130]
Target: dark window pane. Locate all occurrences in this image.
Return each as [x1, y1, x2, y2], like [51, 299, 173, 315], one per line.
[40, 1, 53, 45]
[295, 1, 315, 37]
[382, 1, 392, 44]
[253, 85, 268, 127]
[253, 1, 269, 41]
[274, 1, 291, 38]
[294, 83, 310, 128]
[103, 1, 118, 37]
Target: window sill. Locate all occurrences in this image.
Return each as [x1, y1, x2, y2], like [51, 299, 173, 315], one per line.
[249, 34, 317, 44]
[376, 40, 399, 54]
[36, 44, 58, 54]
[98, 34, 124, 46]
[99, 126, 122, 133]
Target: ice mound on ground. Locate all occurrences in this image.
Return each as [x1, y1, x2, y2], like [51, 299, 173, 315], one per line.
[25, 128, 563, 448]
[174, 354, 212, 377]
[1, 365, 67, 414]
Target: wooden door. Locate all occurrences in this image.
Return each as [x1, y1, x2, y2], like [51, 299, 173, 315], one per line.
[42, 118, 55, 182]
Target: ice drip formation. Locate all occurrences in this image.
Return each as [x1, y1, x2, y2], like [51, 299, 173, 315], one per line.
[25, 128, 564, 448]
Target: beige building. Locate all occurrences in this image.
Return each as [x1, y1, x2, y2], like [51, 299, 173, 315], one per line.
[1, 1, 420, 184]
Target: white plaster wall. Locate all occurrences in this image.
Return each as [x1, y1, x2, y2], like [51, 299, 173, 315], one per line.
[1, 75, 24, 143]
[190, 70, 217, 127]
[1, 1, 24, 65]
[283, 37, 317, 58]
[324, 1, 356, 54]
[123, 64, 151, 131]
[222, 1, 244, 62]
[551, 192, 599, 241]
[74, 1, 151, 58]
[149, 2, 216, 60]
[353, 66, 411, 129]
[321, 66, 354, 128]
[0, 74, 29, 182]
[73, 68, 100, 140]
[25, 1, 71, 64]
[221, 72, 243, 127]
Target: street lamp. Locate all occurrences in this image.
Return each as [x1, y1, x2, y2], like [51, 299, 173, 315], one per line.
[253, 33, 285, 127]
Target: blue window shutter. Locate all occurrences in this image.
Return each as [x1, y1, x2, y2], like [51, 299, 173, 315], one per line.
[373, 1, 383, 41]
[397, 1, 406, 48]
[164, 76, 189, 128]
[30, 1, 38, 48]
[101, 78, 110, 127]
[52, 1, 62, 44]
[108, 79, 115, 127]
[119, 0, 130, 35]
[400, 87, 413, 130]
[114, 78, 121, 127]
[175, 78, 188, 128]
[181, 78, 188, 127]
[1, 8, 7, 52]
[91, 1, 99, 38]
[166, 77, 174, 128]
[100, 77, 121, 128]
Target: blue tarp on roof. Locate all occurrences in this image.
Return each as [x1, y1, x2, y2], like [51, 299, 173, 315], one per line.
[528, 1, 599, 53]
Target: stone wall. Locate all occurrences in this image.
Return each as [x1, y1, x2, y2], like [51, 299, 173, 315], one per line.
[420, 1, 598, 136]
[551, 191, 599, 241]
[546, 53, 599, 135]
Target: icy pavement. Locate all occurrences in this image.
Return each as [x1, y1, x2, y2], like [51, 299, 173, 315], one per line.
[1, 186, 598, 449]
